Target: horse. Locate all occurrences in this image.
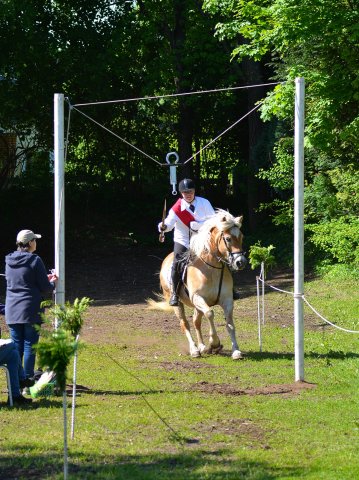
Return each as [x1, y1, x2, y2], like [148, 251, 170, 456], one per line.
[148, 209, 247, 360]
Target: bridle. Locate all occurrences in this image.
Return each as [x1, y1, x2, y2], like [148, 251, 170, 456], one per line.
[193, 230, 246, 306]
[216, 232, 246, 267]
[199, 231, 245, 268]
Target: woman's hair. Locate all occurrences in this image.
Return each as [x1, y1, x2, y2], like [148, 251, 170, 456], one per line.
[17, 242, 31, 251]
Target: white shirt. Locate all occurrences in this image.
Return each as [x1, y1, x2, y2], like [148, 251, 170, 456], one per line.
[158, 196, 215, 248]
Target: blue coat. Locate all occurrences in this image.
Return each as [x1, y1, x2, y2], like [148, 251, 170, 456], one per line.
[5, 251, 55, 325]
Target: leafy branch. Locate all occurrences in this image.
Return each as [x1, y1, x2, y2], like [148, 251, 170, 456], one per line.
[249, 242, 276, 278]
[35, 297, 92, 392]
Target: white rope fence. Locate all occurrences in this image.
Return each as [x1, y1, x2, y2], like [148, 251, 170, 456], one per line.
[256, 262, 359, 351]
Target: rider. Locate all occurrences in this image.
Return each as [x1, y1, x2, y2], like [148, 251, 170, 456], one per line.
[158, 178, 216, 306]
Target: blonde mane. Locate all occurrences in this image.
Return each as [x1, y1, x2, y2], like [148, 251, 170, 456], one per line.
[190, 209, 243, 258]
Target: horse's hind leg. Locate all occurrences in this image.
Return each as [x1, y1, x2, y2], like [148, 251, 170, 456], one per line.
[174, 303, 201, 358]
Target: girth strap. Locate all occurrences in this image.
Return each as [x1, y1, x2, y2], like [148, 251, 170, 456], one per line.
[213, 262, 225, 306]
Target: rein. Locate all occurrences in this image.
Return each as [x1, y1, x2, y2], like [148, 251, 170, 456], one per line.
[199, 256, 223, 269]
[198, 238, 227, 305]
[190, 230, 244, 306]
[191, 257, 225, 306]
[214, 262, 225, 305]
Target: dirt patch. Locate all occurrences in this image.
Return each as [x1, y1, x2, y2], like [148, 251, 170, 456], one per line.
[198, 417, 269, 449]
[190, 380, 317, 398]
[0, 245, 323, 353]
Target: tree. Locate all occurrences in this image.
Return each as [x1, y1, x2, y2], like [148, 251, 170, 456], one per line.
[204, 0, 359, 266]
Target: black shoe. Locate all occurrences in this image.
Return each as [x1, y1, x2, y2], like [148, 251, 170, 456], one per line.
[233, 290, 240, 300]
[8, 394, 32, 406]
[20, 378, 35, 389]
[169, 293, 179, 306]
[33, 369, 43, 382]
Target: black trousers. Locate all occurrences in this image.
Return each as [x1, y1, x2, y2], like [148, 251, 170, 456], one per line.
[171, 242, 188, 293]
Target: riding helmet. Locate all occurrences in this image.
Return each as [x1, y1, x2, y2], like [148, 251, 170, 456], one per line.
[179, 178, 195, 192]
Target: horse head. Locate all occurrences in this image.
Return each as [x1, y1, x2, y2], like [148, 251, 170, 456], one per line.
[190, 209, 247, 271]
[216, 212, 247, 271]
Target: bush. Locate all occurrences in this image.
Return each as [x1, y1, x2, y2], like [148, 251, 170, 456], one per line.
[307, 217, 359, 266]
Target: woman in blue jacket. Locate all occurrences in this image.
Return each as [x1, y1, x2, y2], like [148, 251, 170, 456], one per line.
[5, 229, 58, 381]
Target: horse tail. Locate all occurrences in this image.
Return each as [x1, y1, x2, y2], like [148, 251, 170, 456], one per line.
[147, 252, 173, 311]
[146, 292, 173, 312]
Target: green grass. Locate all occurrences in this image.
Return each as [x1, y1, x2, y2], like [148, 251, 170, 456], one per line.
[0, 273, 358, 479]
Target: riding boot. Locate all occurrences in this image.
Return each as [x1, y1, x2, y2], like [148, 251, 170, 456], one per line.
[169, 268, 182, 306]
[233, 289, 240, 300]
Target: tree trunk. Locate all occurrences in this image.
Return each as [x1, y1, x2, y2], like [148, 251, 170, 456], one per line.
[243, 58, 269, 231]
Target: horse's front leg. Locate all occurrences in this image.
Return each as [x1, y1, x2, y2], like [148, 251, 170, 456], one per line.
[192, 309, 206, 353]
[174, 303, 201, 358]
[222, 300, 243, 360]
[192, 293, 221, 353]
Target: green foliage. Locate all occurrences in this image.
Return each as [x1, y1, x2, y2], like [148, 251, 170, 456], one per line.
[314, 262, 359, 281]
[257, 137, 294, 190]
[248, 241, 276, 276]
[34, 329, 78, 392]
[307, 217, 359, 266]
[0, 0, 249, 197]
[304, 173, 339, 222]
[328, 165, 359, 216]
[35, 297, 91, 392]
[204, 0, 359, 268]
[43, 297, 92, 337]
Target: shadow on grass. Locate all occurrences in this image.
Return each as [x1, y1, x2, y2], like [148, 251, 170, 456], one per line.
[76, 387, 167, 397]
[0, 445, 307, 480]
[244, 350, 359, 361]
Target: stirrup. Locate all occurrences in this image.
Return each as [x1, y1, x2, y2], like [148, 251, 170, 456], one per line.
[169, 294, 179, 306]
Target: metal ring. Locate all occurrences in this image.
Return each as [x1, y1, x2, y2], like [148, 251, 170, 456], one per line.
[165, 151, 179, 165]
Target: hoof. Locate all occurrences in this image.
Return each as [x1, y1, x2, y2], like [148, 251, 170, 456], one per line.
[190, 348, 201, 358]
[198, 344, 206, 354]
[212, 344, 223, 354]
[204, 344, 222, 355]
[232, 350, 243, 360]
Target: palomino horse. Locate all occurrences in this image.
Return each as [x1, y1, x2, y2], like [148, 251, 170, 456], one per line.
[149, 209, 247, 360]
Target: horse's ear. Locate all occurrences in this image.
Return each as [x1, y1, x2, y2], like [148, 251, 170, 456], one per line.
[235, 215, 243, 227]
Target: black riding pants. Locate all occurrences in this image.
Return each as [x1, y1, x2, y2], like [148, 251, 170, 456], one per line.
[171, 242, 188, 291]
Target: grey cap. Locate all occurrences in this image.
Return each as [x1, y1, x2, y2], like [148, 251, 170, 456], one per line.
[16, 229, 42, 244]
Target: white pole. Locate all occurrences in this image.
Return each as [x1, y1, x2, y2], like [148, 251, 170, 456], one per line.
[261, 262, 265, 325]
[71, 334, 80, 440]
[54, 94, 65, 312]
[256, 276, 262, 352]
[294, 78, 305, 381]
[63, 392, 68, 479]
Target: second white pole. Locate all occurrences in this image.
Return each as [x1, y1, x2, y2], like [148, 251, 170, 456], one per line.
[294, 77, 305, 381]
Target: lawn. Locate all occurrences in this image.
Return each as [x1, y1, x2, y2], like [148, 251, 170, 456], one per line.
[0, 271, 358, 479]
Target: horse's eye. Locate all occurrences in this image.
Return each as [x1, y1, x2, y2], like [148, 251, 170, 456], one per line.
[225, 237, 232, 243]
